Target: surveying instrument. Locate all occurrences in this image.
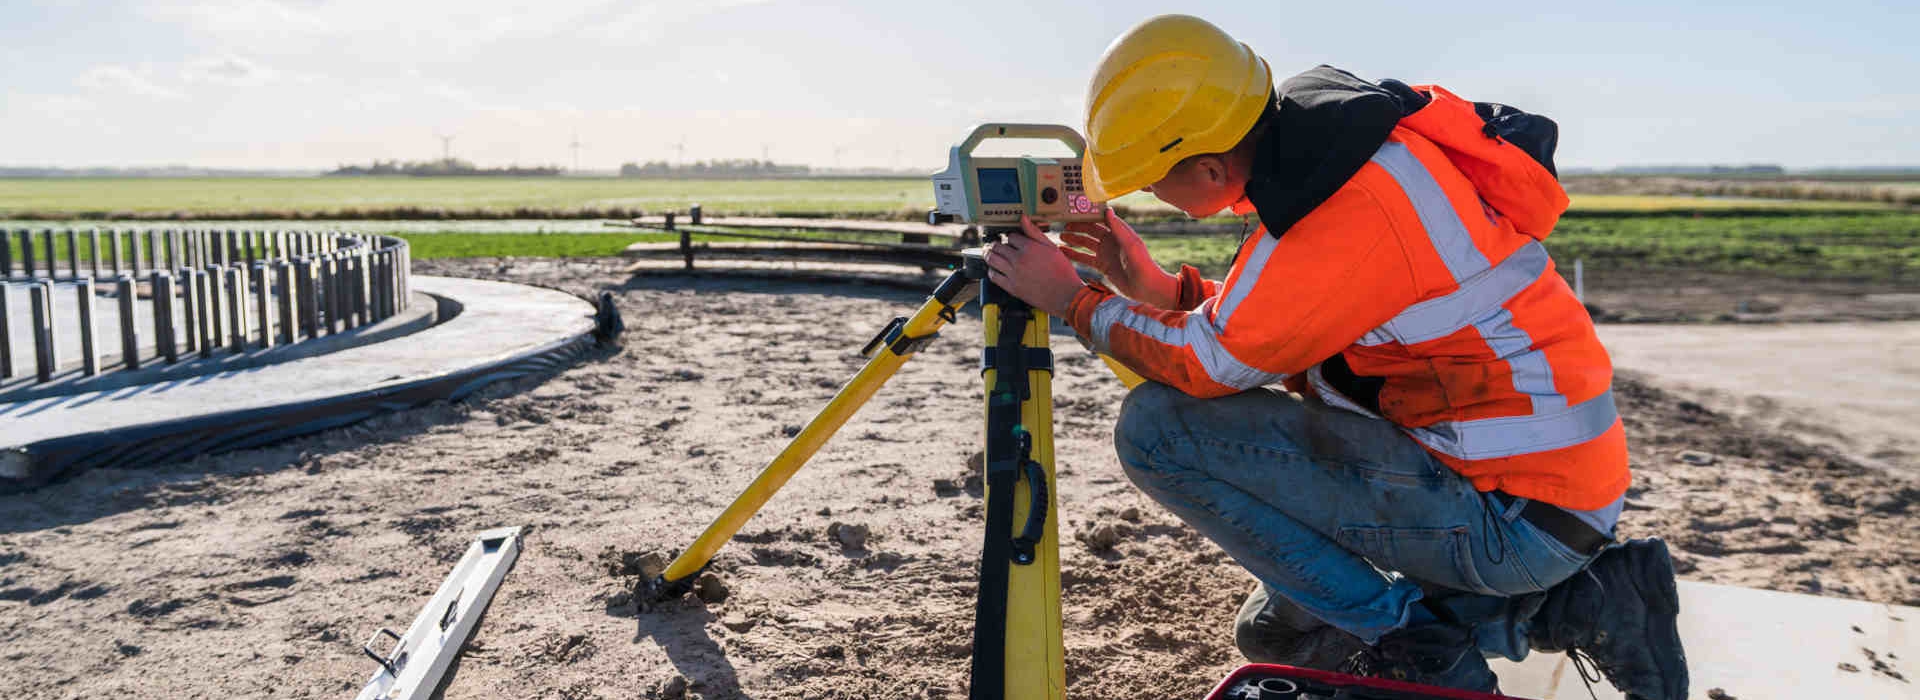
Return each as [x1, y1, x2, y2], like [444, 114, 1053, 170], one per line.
[641, 124, 1139, 700]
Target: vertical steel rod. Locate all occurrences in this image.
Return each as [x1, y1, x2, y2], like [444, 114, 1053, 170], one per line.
[205, 265, 225, 346]
[89, 228, 102, 280]
[116, 275, 140, 371]
[31, 281, 55, 381]
[180, 267, 200, 354]
[146, 231, 162, 277]
[354, 253, 369, 327]
[109, 229, 123, 276]
[1, 229, 13, 279]
[19, 230, 36, 279]
[128, 228, 143, 276]
[156, 272, 179, 364]
[77, 277, 99, 375]
[294, 257, 315, 339]
[253, 262, 273, 348]
[322, 255, 339, 334]
[275, 260, 296, 344]
[41, 230, 57, 280]
[0, 284, 12, 378]
[149, 272, 170, 364]
[65, 230, 80, 281]
[195, 270, 215, 359]
[225, 266, 246, 352]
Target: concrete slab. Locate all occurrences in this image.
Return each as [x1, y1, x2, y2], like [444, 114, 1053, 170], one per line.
[0, 288, 439, 402]
[1, 276, 605, 491]
[1491, 581, 1916, 699]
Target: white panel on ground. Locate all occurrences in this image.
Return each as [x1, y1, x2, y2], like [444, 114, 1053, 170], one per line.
[1491, 581, 1916, 699]
[356, 526, 523, 700]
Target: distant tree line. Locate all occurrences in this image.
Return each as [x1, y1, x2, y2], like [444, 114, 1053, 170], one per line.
[326, 159, 562, 177]
[619, 159, 810, 179]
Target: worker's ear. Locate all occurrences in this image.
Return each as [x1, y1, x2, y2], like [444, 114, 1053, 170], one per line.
[1195, 154, 1231, 189]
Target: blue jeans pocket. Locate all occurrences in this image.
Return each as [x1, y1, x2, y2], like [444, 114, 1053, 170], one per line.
[1507, 518, 1593, 590]
[1335, 525, 1502, 596]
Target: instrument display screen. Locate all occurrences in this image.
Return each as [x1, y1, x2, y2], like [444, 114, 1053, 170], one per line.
[976, 168, 1021, 204]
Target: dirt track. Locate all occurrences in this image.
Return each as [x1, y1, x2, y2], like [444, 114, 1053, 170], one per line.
[0, 258, 1913, 699]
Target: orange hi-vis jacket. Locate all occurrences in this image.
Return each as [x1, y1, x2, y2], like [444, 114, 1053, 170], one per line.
[1067, 85, 1628, 511]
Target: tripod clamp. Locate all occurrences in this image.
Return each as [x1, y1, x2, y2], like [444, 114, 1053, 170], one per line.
[860, 316, 939, 358]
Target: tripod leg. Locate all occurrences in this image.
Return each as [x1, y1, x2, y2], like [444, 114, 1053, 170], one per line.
[647, 270, 977, 600]
[970, 280, 1065, 700]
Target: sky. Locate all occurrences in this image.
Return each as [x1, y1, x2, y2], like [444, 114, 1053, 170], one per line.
[1, 0, 1915, 171]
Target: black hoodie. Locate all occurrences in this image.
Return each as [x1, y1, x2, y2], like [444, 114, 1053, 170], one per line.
[1242, 66, 1428, 237]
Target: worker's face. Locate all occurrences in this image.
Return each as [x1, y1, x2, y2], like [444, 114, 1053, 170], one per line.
[1143, 154, 1244, 218]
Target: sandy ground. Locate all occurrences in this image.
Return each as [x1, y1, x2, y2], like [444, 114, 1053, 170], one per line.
[1, 257, 1915, 699]
[1598, 322, 1920, 477]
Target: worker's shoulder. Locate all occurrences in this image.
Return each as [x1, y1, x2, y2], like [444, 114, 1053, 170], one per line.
[1292, 164, 1408, 239]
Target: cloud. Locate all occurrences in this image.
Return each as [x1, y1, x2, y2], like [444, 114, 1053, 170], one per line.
[181, 54, 285, 87]
[75, 64, 185, 100]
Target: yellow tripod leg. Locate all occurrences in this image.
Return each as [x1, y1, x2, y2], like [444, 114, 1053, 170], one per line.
[1004, 306, 1065, 699]
[971, 285, 1065, 700]
[1097, 353, 1147, 389]
[650, 271, 976, 595]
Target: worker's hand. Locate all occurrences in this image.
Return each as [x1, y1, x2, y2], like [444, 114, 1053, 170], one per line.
[984, 216, 1087, 319]
[1060, 208, 1178, 308]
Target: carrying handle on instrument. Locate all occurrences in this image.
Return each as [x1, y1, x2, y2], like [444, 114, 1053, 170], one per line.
[958, 124, 1087, 157]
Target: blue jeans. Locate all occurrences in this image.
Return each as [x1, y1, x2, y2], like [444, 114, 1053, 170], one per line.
[1114, 382, 1598, 660]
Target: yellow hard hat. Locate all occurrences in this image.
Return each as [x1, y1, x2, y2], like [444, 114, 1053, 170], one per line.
[1082, 15, 1272, 202]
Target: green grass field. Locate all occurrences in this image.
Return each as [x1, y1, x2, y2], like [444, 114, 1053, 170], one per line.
[0, 177, 1898, 220]
[9, 214, 1917, 284]
[1137, 214, 1920, 283]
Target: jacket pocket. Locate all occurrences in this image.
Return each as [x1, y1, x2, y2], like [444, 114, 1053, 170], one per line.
[1336, 524, 1500, 597]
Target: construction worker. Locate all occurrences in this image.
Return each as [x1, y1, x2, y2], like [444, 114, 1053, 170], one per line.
[983, 14, 1687, 698]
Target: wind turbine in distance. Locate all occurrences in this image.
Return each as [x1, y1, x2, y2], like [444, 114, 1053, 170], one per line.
[436, 133, 455, 164]
[671, 137, 687, 165]
[569, 132, 584, 173]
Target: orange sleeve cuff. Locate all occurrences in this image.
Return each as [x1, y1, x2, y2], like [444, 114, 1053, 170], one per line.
[1067, 284, 1116, 340]
[1175, 264, 1219, 311]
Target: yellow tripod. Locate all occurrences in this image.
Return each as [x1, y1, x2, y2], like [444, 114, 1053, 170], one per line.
[643, 244, 1143, 700]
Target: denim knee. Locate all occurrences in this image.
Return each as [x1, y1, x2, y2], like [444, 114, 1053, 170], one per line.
[1114, 382, 1187, 477]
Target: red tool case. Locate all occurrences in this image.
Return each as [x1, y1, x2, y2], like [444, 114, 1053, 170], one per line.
[1204, 664, 1521, 700]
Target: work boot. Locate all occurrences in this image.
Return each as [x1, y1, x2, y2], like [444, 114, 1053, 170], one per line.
[1233, 582, 1368, 669]
[1340, 618, 1500, 693]
[1528, 538, 1688, 700]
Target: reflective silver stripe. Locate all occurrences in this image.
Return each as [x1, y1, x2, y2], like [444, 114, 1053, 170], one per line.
[1087, 296, 1284, 390]
[1472, 306, 1566, 413]
[1369, 242, 1551, 346]
[1406, 390, 1618, 461]
[1307, 363, 1382, 419]
[1087, 295, 1134, 353]
[1214, 232, 1278, 327]
[1355, 328, 1395, 347]
[1370, 141, 1489, 281]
